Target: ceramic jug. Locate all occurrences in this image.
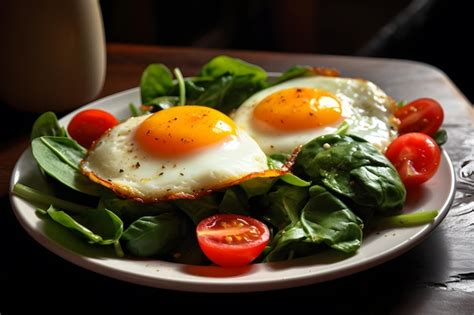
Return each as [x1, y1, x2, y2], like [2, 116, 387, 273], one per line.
[0, 0, 106, 112]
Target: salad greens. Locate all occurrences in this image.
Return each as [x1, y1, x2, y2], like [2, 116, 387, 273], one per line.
[12, 55, 439, 265]
[434, 129, 448, 146]
[138, 55, 315, 115]
[258, 185, 308, 230]
[121, 213, 188, 257]
[46, 206, 123, 247]
[140, 64, 174, 105]
[264, 185, 362, 262]
[199, 55, 267, 82]
[31, 111, 67, 140]
[271, 65, 316, 85]
[267, 154, 312, 187]
[101, 195, 175, 224]
[294, 134, 406, 218]
[129, 102, 146, 117]
[14, 183, 92, 214]
[32, 136, 103, 196]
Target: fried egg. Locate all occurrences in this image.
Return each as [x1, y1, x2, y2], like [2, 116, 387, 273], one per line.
[81, 106, 284, 202]
[231, 76, 398, 154]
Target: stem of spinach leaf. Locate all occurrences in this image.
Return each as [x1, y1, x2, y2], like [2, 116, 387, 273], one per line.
[129, 102, 141, 117]
[114, 241, 124, 257]
[13, 183, 92, 214]
[374, 210, 439, 228]
[335, 121, 349, 135]
[174, 68, 186, 105]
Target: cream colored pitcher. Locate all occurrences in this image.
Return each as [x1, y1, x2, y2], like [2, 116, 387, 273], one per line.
[0, 0, 106, 112]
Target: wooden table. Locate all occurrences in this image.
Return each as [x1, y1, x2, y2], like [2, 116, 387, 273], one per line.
[1, 44, 473, 313]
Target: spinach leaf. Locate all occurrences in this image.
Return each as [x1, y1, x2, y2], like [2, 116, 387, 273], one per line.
[267, 154, 311, 187]
[434, 129, 448, 146]
[349, 165, 406, 212]
[170, 232, 209, 265]
[101, 196, 175, 224]
[46, 205, 123, 247]
[146, 74, 261, 114]
[173, 194, 220, 225]
[219, 186, 249, 215]
[280, 174, 311, 187]
[193, 74, 264, 114]
[128, 102, 148, 117]
[200, 55, 268, 83]
[195, 56, 269, 113]
[121, 213, 187, 257]
[148, 96, 179, 111]
[140, 64, 173, 104]
[272, 65, 314, 85]
[31, 136, 102, 196]
[295, 134, 406, 215]
[138, 56, 270, 114]
[240, 177, 277, 198]
[31, 111, 67, 140]
[267, 153, 290, 169]
[264, 185, 362, 262]
[194, 74, 234, 108]
[15, 184, 144, 256]
[47, 206, 101, 242]
[183, 78, 207, 99]
[260, 185, 308, 230]
[300, 186, 362, 253]
[214, 74, 263, 114]
[264, 221, 318, 262]
[167, 77, 210, 100]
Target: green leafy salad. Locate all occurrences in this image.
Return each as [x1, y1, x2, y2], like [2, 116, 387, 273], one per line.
[12, 56, 441, 266]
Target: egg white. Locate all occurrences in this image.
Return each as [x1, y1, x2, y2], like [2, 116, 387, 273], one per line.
[231, 76, 397, 154]
[81, 114, 277, 202]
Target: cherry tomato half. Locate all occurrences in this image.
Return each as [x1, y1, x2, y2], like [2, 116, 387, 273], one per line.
[395, 98, 444, 137]
[196, 214, 270, 267]
[67, 109, 119, 148]
[385, 132, 441, 187]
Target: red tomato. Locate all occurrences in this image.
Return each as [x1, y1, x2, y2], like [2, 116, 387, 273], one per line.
[395, 98, 444, 137]
[67, 109, 119, 148]
[196, 214, 270, 267]
[385, 133, 441, 186]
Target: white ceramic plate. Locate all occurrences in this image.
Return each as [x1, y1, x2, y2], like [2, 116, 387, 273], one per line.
[9, 87, 456, 292]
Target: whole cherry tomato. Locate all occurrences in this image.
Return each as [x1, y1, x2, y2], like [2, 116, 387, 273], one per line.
[385, 132, 441, 186]
[68, 109, 119, 148]
[395, 98, 444, 137]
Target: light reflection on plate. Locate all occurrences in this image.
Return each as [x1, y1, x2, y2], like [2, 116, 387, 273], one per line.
[9, 87, 455, 292]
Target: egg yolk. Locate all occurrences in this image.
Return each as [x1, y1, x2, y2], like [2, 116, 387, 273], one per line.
[136, 106, 237, 157]
[253, 88, 342, 131]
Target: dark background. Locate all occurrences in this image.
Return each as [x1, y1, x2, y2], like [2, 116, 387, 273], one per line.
[100, 0, 472, 103]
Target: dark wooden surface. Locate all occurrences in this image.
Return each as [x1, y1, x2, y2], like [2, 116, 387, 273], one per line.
[1, 44, 473, 313]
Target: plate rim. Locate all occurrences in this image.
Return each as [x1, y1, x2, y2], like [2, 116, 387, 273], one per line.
[9, 87, 456, 293]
